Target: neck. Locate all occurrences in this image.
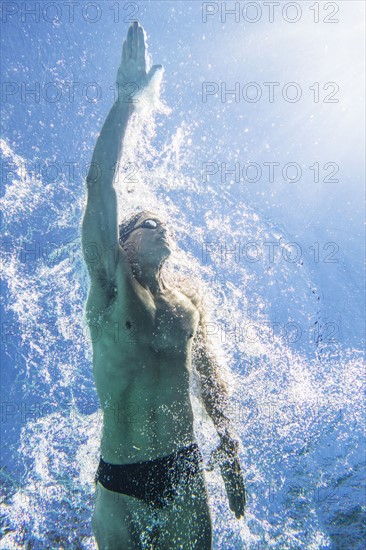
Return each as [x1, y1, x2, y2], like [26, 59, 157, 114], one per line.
[130, 260, 165, 295]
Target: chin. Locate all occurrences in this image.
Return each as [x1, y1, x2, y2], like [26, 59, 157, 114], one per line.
[145, 249, 170, 265]
[160, 248, 171, 262]
[141, 240, 171, 264]
[161, 249, 171, 260]
[157, 239, 171, 253]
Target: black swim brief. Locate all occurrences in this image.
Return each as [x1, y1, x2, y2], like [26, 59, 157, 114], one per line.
[95, 443, 203, 508]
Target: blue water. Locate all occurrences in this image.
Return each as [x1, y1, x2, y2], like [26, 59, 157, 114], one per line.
[1, 1, 365, 548]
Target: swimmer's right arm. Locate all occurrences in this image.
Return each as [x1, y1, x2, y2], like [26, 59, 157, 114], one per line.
[82, 22, 162, 280]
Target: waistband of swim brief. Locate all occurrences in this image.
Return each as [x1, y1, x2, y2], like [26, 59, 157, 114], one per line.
[98, 442, 201, 468]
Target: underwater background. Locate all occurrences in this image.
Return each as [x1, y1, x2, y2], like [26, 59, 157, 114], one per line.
[1, 1, 365, 548]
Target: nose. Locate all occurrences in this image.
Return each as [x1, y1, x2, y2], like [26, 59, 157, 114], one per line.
[157, 227, 171, 242]
[158, 230, 168, 239]
[158, 224, 168, 236]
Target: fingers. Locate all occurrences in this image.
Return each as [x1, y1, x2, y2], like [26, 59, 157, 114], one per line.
[222, 462, 246, 519]
[229, 482, 245, 518]
[235, 485, 246, 518]
[123, 22, 148, 69]
[126, 22, 134, 59]
[230, 491, 245, 519]
[122, 40, 127, 63]
[137, 25, 146, 68]
[228, 488, 244, 519]
[131, 21, 138, 60]
[233, 465, 246, 518]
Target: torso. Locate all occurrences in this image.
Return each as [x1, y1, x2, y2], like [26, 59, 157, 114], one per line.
[86, 256, 200, 464]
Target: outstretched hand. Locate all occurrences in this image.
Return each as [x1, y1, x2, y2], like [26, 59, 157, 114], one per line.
[208, 435, 246, 519]
[116, 21, 162, 103]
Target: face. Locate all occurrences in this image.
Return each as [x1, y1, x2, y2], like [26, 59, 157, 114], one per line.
[122, 215, 172, 265]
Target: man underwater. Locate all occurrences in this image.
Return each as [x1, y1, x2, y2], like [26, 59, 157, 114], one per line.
[82, 21, 245, 549]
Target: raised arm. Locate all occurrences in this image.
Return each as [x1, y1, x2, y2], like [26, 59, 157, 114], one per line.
[82, 22, 162, 284]
[192, 307, 246, 519]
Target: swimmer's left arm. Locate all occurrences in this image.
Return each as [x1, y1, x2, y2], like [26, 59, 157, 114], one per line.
[192, 315, 246, 519]
[193, 322, 232, 437]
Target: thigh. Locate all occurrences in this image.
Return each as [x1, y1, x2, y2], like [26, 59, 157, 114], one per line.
[160, 470, 213, 549]
[92, 482, 154, 550]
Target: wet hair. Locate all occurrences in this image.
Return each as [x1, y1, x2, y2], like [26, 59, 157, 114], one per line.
[118, 210, 157, 245]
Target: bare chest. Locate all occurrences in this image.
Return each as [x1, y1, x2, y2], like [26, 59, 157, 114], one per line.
[150, 291, 198, 352]
[111, 283, 200, 354]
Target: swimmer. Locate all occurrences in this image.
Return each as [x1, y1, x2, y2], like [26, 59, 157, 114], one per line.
[82, 21, 245, 549]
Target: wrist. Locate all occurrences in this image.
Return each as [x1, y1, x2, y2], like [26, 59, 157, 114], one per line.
[113, 97, 135, 115]
[217, 423, 234, 441]
[218, 430, 239, 454]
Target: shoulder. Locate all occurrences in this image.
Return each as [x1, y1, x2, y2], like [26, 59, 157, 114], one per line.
[175, 284, 205, 320]
[174, 285, 211, 351]
[169, 274, 202, 309]
[163, 274, 211, 338]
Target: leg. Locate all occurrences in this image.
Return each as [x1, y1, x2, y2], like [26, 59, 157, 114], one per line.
[159, 469, 212, 549]
[92, 481, 155, 550]
[92, 448, 212, 549]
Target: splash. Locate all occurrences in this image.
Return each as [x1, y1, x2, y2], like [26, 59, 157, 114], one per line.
[1, 87, 364, 549]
